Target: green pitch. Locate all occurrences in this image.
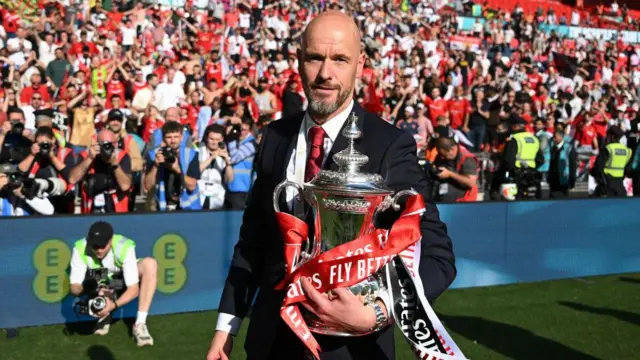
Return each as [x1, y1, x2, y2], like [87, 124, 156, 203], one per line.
[2, 273, 639, 359]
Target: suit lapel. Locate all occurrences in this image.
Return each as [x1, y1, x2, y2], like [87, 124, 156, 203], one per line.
[324, 102, 368, 171]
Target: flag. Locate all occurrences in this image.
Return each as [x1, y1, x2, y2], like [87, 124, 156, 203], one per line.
[553, 52, 578, 79]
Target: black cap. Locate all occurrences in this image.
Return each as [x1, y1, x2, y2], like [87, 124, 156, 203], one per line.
[608, 126, 625, 139]
[107, 109, 123, 122]
[34, 108, 56, 121]
[509, 114, 527, 125]
[0, 163, 17, 174]
[85, 221, 114, 254]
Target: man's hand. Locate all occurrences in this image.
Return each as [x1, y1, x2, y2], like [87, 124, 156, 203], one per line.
[31, 142, 41, 155]
[206, 331, 233, 360]
[1, 121, 12, 134]
[96, 296, 116, 318]
[299, 277, 377, 333]
[154, 151, 165, 167]
[88, 140, 100, 160]
[109, 150, 119, 166]
[0, 176, 8, 191]
[170, 157, 181, 174]
[218, 148, 231, 165]
[437, 167, 453, 179]
[12, 184, 24, 198]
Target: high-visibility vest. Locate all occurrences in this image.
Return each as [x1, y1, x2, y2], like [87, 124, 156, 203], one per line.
[92, 66, 107, 97]
[53, 129, 66, 148]
[149, 145, 202, 211]
[29, 147, 73, 191]
[512, 132, 540, 169]
[604, 143, 631, 178]
[79, 149, 130, 214]
[455, 146, 479, 202]
[74, 235, 135, 270]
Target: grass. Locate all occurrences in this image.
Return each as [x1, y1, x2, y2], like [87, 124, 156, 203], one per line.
[2, 273, 640, 360]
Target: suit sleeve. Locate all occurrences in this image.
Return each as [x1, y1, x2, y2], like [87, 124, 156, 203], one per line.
[380, 131, 456, 303]
[217, 128, 270, 333]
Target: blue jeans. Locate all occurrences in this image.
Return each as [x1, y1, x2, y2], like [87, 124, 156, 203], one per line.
[467, 125, 486, 152]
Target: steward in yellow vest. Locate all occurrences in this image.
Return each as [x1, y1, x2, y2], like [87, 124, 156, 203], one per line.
[500, 115, 545, 199]
[591, 126, 631, 197]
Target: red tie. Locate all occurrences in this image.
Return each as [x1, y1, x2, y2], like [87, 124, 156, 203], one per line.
[305, 126, 326, 182]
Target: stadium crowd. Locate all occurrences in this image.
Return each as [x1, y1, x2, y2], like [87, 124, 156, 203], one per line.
[2, 0, 640, 216]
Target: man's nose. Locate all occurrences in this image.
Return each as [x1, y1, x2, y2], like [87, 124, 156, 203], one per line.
[316, 60, 332, 82]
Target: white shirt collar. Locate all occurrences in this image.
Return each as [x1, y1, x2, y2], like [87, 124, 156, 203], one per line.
[303, 99, 355, 142]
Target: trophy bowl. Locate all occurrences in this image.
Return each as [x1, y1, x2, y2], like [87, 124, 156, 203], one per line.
[273, 113, 417, 337]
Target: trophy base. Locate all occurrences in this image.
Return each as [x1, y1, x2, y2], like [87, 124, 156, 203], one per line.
[306, 317, 377, 337]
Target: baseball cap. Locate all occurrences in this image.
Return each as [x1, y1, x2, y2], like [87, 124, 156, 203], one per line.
[107, 109, 123, 122]
[85, 221, 114, 254]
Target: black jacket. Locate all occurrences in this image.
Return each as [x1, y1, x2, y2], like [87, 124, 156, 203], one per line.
[218, 102, 456, 359]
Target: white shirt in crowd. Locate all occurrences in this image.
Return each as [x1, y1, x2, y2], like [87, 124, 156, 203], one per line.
[239, 13, 251, 29]
[215, 100, 355, 335]
[121, 27, 137, 46]
[69, 244, 140, 287]
[198, 149, 227, 210]
[155, 81, 185, 111]
[38, 41, 58, 66]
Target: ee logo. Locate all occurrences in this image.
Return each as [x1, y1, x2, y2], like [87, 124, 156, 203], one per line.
[32, 234, 188, 303]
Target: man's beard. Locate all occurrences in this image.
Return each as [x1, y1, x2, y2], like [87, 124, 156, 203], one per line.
[303, 81, 352, 117]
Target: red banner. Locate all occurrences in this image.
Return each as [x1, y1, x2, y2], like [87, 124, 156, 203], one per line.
[275, 196, 426, 359]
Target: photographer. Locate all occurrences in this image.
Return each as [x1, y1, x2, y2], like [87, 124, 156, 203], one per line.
[144, 121, 202, 211]
[0, 163, 55, 216]
[17, 126, 74, 213]
[224, 119, 256, 209]
[198, 124, 233, 210]
[0, 107, 33, 165]
[432, 137, 479, 202]
[68, 130, 132, 213]
[69, 221, 157, 346]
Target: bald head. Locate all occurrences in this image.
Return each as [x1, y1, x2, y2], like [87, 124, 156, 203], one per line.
[301, 11, 361, 53]
[97, 129, 116, 143]
[298, 11, 365, 123]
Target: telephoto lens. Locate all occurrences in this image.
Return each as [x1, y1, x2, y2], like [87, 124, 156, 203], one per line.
[39, 142, 52, 155]
[90, 296, 107, 314]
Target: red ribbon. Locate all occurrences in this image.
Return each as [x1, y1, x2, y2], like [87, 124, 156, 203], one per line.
[275, 195, 426, 359]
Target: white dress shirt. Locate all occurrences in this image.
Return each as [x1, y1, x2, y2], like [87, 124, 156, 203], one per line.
[216, 101, 354, 335]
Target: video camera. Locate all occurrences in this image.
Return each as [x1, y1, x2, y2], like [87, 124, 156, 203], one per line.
[11, 121, 24, 135]
[73, 268, 124, 318]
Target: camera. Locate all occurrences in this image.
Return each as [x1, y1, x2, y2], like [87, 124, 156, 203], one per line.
[6, 172, 66, 199]
[218, 142, 226, 150]
[39, 142, 52, 156]
[428, 166, 442, 178]
[225, 123, 241, 143]
[162, 146, 176, 164]
[75, 295, 109, 318]
[11, 121, 24, 135]
[99, 142, 115, 161]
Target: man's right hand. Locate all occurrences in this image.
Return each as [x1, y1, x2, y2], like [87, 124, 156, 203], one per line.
[206, 331, 233, 360]
[155, 151, 165, 167]
[1, 121, 12, 134]
[31, 142, 41, 155]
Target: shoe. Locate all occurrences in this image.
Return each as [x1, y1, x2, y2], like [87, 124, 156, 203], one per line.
[94, 315, 112, 336]
[132, 323, 154, 347]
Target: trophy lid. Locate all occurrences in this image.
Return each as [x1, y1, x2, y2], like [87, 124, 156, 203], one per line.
[308, 113, 392, 195]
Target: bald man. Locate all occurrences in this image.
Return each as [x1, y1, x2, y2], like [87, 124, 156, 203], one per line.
[69, 129, 133, 213]
[207, 11, 455, 360]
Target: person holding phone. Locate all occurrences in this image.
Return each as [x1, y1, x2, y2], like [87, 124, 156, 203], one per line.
[198, 124, 233, 210]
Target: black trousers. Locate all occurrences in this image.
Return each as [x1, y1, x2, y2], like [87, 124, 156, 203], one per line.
[595, 178, 626, 197]
[549, 186, 570, 199]
[632, 175, 640, 196]
[224, 192, 248, 210]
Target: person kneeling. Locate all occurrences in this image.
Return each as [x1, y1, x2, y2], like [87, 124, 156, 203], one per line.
[432, 137, 479, 202]
[69, 221, 158, 347]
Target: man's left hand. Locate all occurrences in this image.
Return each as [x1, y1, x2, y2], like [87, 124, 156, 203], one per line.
[96, 297, 116, 318]
[299, 277, 376, 334]
[109, 151, 119, 166]
[171, 158, 181, 174]
[437, 167, 453, 179]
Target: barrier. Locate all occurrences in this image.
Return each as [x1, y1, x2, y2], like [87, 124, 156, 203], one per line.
[1, 198, 640, 329]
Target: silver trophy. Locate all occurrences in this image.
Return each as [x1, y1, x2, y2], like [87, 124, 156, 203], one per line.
[273, 113, 416, 336]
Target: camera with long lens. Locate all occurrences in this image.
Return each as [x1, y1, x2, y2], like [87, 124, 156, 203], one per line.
[39, 142, 52, 156]
[225, 123, 241, 143]
[7, 172, 67, 199]
[162, 146, 176, 165]
[99, 142, 115, 161]
[11, 121, 25, 135]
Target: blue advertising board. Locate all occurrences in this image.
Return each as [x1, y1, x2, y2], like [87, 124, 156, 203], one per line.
[1, 198, 640, 328]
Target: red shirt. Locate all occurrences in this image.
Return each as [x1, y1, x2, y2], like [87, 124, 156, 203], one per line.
[527, 73, 542, 90]
[206, 63, 223, 86]
[447, 98, 471, 129]
[197, 31, 214, 53]
[578, 124, 597, 147]
[70, 41, 99, 57]
[106, 81, 126, 107]
[2, 10, 20, 33]
[593, 113, 608, 137]
[20, 86, 50, 104]
[425, 97, 448, 125]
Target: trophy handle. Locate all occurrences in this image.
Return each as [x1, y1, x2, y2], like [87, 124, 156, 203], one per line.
[273, 180, 305, 213]
[391, 189, 419, 211]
